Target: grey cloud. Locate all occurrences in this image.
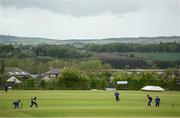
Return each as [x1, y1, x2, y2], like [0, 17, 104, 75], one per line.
[0, 0, 141, 16]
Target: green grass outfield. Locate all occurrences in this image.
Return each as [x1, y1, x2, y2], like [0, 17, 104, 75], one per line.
[0, 90, 180, 118]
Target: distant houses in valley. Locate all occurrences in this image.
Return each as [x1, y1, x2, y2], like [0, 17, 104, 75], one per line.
[4, 67, 30, 86]
[36, 68, 61, 82]
[4, 67, 62, 86]
[5, 67, 31, 79]
[44, 68, 61, 79]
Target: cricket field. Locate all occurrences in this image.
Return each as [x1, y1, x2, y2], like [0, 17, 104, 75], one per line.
[0, 90, 180, 118]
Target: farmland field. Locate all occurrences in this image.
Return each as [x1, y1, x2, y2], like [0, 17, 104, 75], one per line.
[0, 90, 180, 118]
[129, 52, 180, 61]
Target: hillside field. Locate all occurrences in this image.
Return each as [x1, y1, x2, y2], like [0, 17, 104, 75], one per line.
[0, 90, 180, 118]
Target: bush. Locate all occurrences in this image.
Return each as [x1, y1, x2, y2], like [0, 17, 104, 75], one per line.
[57, 68, 89, 89]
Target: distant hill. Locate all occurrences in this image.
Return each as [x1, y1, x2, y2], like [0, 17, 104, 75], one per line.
[0, 35, 61, 45]
[0, 35, 180, 46]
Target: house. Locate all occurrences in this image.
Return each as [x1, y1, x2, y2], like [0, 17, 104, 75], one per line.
[7, 76, 21, 84]
[5, 67, 31, 79]
[6, 76, 21, 87]
[41, 76, 51, 82]
[44, 68, 61, 79]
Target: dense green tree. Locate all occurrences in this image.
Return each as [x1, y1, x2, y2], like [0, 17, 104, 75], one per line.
[17, 50, 36, 58]
[58, 67, 89, 89]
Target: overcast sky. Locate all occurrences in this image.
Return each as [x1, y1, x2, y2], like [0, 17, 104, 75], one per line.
[0, 0, 180, 39]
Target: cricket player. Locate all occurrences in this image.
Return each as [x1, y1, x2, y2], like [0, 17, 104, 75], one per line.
[30, 97, 38, 108]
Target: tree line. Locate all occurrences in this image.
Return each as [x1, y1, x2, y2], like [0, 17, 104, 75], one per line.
[84, 42, 180, 52]
[1, 42, 180, 59]
[0, 42, 180, 70]
[0, 44, 92, 59]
